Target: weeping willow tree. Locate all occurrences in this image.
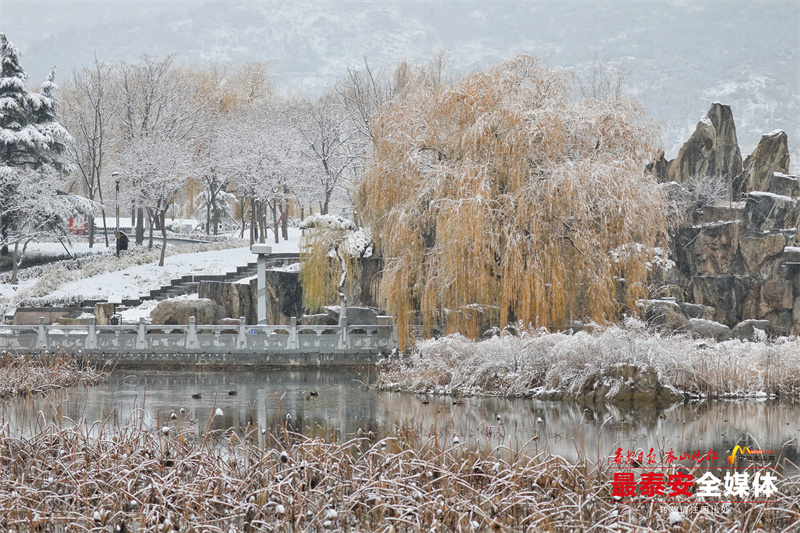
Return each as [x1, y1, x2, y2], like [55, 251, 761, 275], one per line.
[299, 214, 373, 313]
[357, 55, 667, 346]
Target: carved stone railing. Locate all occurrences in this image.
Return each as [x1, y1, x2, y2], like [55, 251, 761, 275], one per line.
[0, 316, 397, 367]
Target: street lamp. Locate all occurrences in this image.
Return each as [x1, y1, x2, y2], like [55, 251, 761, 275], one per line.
[112, 172, 120, 256]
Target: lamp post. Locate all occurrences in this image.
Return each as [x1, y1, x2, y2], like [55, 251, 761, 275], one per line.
[112, 172, 120, 256]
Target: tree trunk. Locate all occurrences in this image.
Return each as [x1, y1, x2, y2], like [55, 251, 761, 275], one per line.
[240, 197, 247, 239]
[271, 199, 279, 244]
[88, 214, 95, 248]
[100, 209, 109, 248]
[206, 199, 211, 235]
[322, 189, 332, 216]
[147, 210, 154, 250]
[212, 195, 220, 236]
[11, 240, 21, 284]
[281, 199, 288, 240]
[249, 197, 255, 246]
[10, 239, 31, 284]
[159, 211, 168, 267]
[0, 216, 8, 255]
[136, 206, 144, 245]
[97, 176, 109, 248]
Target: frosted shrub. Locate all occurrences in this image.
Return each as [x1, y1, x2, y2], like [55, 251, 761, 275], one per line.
[378, 326, 800, 399]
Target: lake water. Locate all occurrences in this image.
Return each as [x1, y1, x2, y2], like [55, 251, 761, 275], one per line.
[3, 369, 800, 475]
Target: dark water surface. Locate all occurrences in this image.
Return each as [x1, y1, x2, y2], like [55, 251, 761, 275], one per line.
[3, 369, 800, 474]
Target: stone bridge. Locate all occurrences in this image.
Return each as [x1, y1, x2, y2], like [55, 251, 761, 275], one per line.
[0, 316, 397, 368]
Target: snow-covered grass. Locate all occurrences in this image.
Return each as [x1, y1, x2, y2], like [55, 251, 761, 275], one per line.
[1, 229, 302, 310]
[377, 319, 800, 400]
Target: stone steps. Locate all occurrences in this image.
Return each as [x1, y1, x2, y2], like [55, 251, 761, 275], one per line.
[81, 253, 300, 309]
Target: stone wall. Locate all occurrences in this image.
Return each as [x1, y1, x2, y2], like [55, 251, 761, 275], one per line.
[199, 257, 382, 325]
[649, 103, 799, 337]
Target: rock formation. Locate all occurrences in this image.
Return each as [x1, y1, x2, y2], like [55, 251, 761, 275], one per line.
[150, 298, 225, 325]
[650, 102, 798, 338]
[734, 130, 791, 197]
[662, 103, 743, 195]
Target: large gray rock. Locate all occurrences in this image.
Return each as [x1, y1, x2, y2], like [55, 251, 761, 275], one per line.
[199, 270, 303, 326]
[731, 319, 774, 341]
[251, 271, 304, 325]
[298, 313, 337, 326]
[666, 103, 742, 193]
[689, 318, 731, 341]
[645, 149, 670, 183]
[742, 279, 793, 319]
[668, 116, 716, 185]
[324, 306, 379, 326]
[733, 130, 791, 197]
[697, 201, 746, 224]
[769, 172, 800, 199]
[692, 275, 752, 326]
[679, 302, 715, 320]
[738, 232, 786, 274]
[744, 191, 794, 231]
[672, 222, 741, 279]
[150, 298, 224, 325]
[643, 300, 689, 332]
[705, 103, 743, 186]
[199, 280, 255, 324]
[694, 221, 740, 275]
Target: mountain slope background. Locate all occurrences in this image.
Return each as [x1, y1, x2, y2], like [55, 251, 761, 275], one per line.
[2, 0, 798, 170]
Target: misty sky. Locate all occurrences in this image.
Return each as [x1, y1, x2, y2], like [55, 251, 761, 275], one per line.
[1, 0, 798, 164]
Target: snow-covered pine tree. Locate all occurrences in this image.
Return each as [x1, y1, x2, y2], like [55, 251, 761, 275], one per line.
[0, 34, 71, 256]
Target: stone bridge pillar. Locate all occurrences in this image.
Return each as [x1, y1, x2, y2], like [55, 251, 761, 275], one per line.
[251, 244, 272, 325]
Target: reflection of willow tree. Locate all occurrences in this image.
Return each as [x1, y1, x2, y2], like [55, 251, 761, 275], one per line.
[357, 55, 667, 345]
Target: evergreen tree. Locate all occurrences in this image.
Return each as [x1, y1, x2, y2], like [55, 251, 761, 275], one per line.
[0, 33, 71, 255]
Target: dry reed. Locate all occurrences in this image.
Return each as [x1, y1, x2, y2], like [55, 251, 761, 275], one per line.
[0, 413, 797, 532]
[0, 351, 107, 400]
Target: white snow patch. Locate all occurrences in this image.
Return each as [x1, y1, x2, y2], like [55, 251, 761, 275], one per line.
[749, 191, 792, 202]
[1, 228, 302, 308]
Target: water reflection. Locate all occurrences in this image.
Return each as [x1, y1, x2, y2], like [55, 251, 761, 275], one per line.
[2, 369, 799, 474]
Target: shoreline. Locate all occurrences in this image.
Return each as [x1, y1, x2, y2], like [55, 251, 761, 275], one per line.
[374, 321, 800, 404]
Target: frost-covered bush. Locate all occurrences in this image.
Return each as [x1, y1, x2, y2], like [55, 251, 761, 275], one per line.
[378, 322, 800, 399]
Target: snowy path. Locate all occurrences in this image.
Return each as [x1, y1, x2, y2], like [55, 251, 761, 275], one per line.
[1, 229, 302, 307]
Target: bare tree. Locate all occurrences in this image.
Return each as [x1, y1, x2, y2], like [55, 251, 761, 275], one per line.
[117, 135, 192, 266]
[61, 57, 115, 248]
[113, 55, 206, 245]
[296, 92, 361, 215]
[217, 102, 311, 245]
[189, 61, 275, 235]
[577, 55, 630, 100]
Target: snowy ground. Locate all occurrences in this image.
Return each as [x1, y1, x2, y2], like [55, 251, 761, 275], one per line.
[18, 241, 112, 259]
[1, 229, 303, 312]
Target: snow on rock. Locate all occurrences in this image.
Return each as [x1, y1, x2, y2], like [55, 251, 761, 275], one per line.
[300, 214, 356, 232]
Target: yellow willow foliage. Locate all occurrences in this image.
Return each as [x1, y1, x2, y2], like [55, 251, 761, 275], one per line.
[357, 55, 667, 348]
[300, 229, 362, 313]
